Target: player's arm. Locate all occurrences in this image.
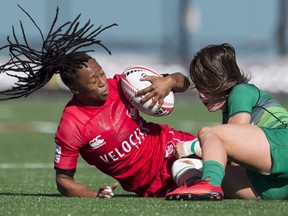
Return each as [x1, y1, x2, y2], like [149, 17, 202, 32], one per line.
[226, 83, 255, 125]
[54, 116, 119, 198]
[227, 113, 251, 124]
[56, 171, 118, 198]
[137, 72, 190, 108]
[166, 72, 191, 93]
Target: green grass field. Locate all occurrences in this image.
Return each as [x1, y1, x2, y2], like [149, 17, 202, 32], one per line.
[0, 90, 287, 216]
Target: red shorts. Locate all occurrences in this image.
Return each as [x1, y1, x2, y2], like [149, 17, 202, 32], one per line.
[135, 156, 178, 197]
[134, 126, 197, 198]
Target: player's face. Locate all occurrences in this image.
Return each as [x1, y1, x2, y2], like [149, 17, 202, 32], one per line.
[72, 59, 109, 106]
[198, 92, 227, 112]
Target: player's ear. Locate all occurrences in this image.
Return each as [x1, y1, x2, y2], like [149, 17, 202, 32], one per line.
[70, 86, 78, 94]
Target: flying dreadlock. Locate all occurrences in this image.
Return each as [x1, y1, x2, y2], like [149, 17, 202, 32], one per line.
[0, 4, 117, 100]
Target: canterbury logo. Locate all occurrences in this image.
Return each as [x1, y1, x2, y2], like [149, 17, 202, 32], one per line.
[89, 135, 106, 149]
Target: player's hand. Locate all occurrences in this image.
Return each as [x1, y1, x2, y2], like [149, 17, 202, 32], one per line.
[136, 75, 174, 109]
[96, 182, 119, 199]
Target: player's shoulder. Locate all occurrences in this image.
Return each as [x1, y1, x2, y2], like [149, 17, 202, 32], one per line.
[230, 83, 258, 95]
[232, 83, 256, 90]
[107, 74, 121, 91]
[109, 74, 121, 86]
[229, 83, 260, 103]
[58, 97, 88, 127]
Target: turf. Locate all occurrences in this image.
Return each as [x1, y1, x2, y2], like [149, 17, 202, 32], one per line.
[0, 90, 287, 216]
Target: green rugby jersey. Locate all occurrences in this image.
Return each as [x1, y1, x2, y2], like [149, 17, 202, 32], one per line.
[223, 83, 288, 129]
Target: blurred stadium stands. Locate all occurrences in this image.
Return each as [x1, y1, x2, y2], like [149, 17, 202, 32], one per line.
[0, 1, 287, 95]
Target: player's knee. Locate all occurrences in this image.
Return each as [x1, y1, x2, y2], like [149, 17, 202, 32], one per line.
[198, 126, 213, 140]
[198, 126, 223, 149]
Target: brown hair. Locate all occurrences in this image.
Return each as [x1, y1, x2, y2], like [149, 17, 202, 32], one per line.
[190, 43, 250, 95]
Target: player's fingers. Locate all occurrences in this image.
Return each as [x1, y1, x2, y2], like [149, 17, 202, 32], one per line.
[97, 185, 115, 198]
[140, 91, 156, 104]
[139, 75, 155, 82]
[148, 96, 159, 109]
[111, 182, 119, 190]
[104, 186, 114, 194]
[157, 98, 164, 108]
[97, 193, 112, 199]
[137, 86, 152, 97]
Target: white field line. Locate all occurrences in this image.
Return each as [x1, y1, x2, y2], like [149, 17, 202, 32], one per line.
[0, 163, 54, 169]
[0, 121, 58, 133]
[0, 163, 87, 169]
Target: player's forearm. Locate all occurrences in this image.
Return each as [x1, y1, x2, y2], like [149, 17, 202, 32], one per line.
[169, 72, 190, 93]
[58, 182, 97, 198]
[56, 174, 97, 198]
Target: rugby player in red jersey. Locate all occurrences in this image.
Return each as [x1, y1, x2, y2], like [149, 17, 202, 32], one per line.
[0, 5, 200, 198]
[54, 57, 197, 198]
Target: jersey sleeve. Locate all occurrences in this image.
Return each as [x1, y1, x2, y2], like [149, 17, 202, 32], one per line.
[54, 111, 84, 172]
[227, 83, 259, 117]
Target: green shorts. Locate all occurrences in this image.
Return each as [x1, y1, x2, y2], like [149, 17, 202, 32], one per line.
[246, 127, 288, 200]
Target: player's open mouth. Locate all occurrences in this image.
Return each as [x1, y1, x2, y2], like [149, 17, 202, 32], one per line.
[102, 88, 109, 96]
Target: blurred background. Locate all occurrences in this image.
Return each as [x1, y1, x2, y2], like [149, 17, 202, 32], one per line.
[0, 0, 287, 94]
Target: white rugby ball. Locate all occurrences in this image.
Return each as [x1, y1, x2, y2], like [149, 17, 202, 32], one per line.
[121, 66, 174, 116]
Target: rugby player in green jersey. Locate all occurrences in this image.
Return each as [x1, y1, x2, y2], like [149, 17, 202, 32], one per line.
[166, 43, 288, 201]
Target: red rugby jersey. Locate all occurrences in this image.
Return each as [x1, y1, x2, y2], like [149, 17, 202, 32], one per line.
[54, 74, 196, 196]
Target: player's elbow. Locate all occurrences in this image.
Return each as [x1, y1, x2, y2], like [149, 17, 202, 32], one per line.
[56, 179, 68, 196]
[55, 174, 73, 197]
[56, 182, 67, 196]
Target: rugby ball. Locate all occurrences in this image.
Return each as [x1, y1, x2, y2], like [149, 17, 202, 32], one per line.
[121, 66, 174, 116]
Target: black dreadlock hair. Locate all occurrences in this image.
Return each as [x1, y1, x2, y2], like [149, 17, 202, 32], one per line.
[0, 4, 117, 100]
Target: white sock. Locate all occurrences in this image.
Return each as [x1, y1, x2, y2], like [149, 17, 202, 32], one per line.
[171, 158, 203, 186]
[182, 138, 202, 157]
